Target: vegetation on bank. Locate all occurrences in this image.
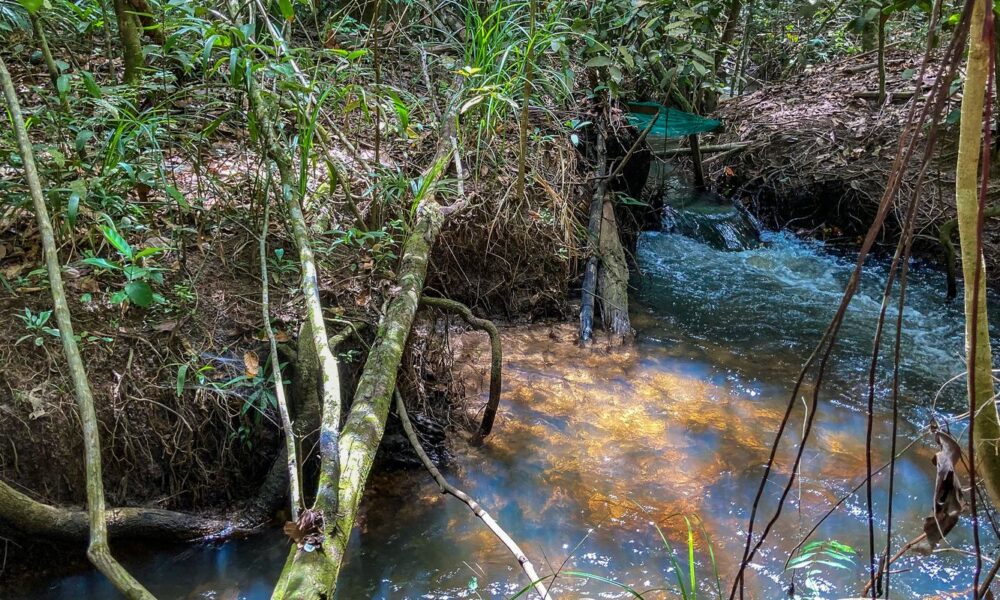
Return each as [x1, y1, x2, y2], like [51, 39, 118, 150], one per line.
[2, 0, 1000, 597]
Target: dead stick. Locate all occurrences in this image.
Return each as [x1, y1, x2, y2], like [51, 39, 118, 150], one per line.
[394, 389, 551, 599]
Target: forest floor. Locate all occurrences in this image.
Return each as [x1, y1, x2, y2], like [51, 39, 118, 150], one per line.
[0, 25, 592, 585]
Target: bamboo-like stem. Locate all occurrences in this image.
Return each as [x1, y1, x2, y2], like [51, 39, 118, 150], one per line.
[515, 0, 536, 203]
[954, 0, 1000, 510]
[421, 296, 502, 440]
[260, 187, 303, 521]
[0, 56, 155, 600]
[394, 389, 551, 599]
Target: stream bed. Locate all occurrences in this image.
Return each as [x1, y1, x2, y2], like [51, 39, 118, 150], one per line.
[10, 218, 998, 599]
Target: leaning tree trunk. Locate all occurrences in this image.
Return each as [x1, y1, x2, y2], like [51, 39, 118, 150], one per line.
[271, 194, 446, 599]
[955, 0, 1000, 508]
[0, 56, 155, 600]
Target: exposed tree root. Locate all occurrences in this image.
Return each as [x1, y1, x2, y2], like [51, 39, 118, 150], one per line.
[421, 296, 502, 441]
[394, 389, 551, 599]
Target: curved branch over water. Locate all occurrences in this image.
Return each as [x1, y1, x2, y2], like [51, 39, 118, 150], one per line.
[421, 296, 502, 441]
[394, 390, 551, 599]
[1, 56, 154, 600]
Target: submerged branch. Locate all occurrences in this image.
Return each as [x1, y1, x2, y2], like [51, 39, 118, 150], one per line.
[394, 389, 551, 599]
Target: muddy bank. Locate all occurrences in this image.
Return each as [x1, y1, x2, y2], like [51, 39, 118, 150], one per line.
[702, 48, 1000, 288]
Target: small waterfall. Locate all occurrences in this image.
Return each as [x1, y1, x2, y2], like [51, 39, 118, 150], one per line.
[647, 161, 761, 251]
[662, 199, 761, 251]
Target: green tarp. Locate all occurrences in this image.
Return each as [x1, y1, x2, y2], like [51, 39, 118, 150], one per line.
[626, 101, 721, 138]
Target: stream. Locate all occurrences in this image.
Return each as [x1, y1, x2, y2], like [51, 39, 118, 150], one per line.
[10, 195, 999, 599]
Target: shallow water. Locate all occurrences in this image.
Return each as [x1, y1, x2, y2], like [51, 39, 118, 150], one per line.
[10, 225, 999, 599]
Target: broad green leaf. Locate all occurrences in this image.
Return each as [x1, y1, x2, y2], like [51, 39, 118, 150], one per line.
[101, 224, 133, 259]
[56, 73, 69, 96]
[585, 55, 614, 68]
[277, 0, 294, 21]
[176, 364, 188, 397]
[81, 257, 120, 271]
[125, 281, 154, 307]
[81, 71, 102, 98]
[18, 0, 43, 14]
[134, 247, 165, 260]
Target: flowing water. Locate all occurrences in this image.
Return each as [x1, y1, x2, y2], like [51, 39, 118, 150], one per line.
[10, 202, 1000, 599]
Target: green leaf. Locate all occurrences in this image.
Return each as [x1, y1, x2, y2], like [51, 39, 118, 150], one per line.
[277, 0, 294, 21]
[165, 185, 190, 211]
[134, 247, 164, 260]
[74, 130, 94, 154]
[585, 55, 615, 68]
[101, 223, 133, 259]
[56, 73, 70, 96]
[125, 281, 154, 307]
[176, 364, 188, 397]
[81, 71, 102, 98]
[110, 290, 128, 304]
[17, 0, 43, 14]
[81, 257, 120, 271]
[67, 178, 86, 227]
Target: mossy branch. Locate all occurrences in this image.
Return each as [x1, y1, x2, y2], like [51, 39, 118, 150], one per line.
[1, 55, 155, 600]
[247, 72, 343, 541]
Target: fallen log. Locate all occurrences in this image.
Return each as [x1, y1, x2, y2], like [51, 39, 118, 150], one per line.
[0, 450, 288, 542]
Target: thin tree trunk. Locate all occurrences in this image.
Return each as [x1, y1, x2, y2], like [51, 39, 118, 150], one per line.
[246, 75, 344, 575]
[955, 0, 1000, 508]
[30, 13, 69, 111]
[715, 0, 743, 71]
[260, 190, 302, 521]
[112, 0, 144, 85]
[0, 56, 155, 600]
[877, 7, 887, 104]
[580, 130, 607, 344]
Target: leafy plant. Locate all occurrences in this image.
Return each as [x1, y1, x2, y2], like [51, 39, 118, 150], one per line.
[786, 540, 856, 598]
[82, 219, 166, 307]
[15, 307, 58, 346]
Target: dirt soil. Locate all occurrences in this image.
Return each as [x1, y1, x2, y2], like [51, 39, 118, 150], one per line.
[702, 48, 1000, 283]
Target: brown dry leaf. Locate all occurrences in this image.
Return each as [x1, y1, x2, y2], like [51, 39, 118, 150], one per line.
[913, 431, 966, 555]
[282, 521, 304, 543]
[2, 262, 25, 279]
[244, 351, 260, 378]
[154, 320, 178, 333]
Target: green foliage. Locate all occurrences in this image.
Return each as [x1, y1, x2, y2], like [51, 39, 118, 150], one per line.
[15, 307, 58, 346]
[81, 218, 166, 308]
[571, 0, 723, 100]
[458, 0, 574, 138]
[786, 540, 856, 599]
